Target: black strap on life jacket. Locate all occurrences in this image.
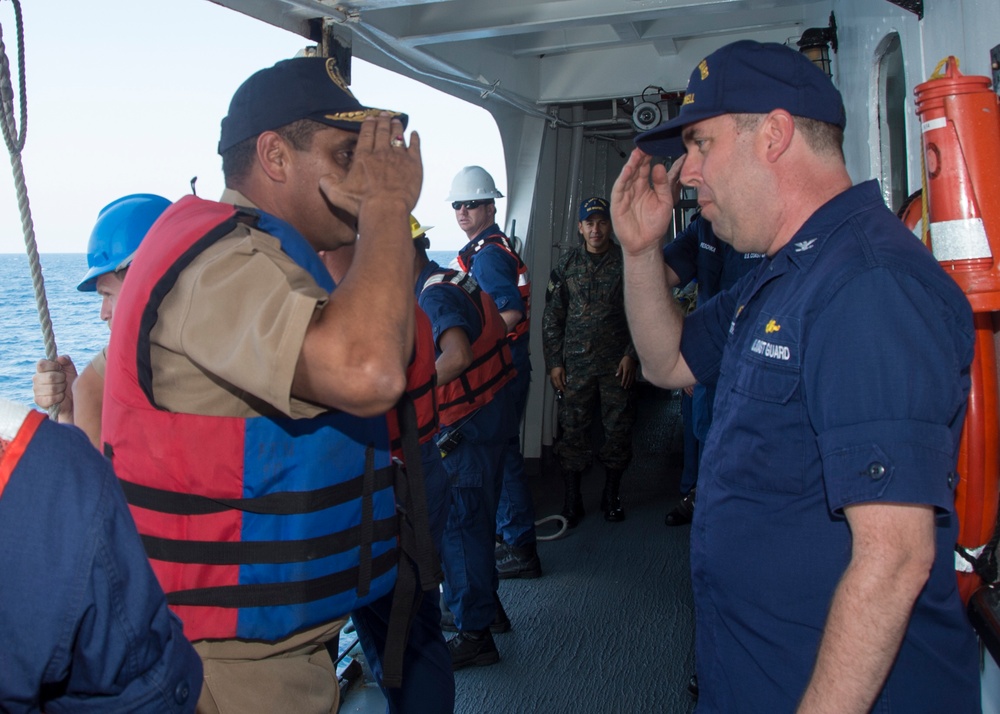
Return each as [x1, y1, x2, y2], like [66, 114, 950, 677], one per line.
[379, 391, 443, 688]
[437, 340, 515, 412]
[388, 374, 439, 453]
[395, 391, 443, 592]
[128, 443, 391, 611]
[166, 550, 398, 608]
[117, 464, 394, 515]
[117, 459, 395, 576]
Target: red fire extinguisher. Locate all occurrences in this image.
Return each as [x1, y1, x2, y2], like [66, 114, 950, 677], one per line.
[915, 57, 1000, 605]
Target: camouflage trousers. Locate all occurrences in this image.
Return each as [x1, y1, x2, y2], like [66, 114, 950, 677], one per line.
[555, 370, 636, 473]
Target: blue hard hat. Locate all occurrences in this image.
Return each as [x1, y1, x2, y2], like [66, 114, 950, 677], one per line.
[78, 193, 171, 292]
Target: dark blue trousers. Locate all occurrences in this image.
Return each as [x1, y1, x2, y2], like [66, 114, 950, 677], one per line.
[349, 443, 454, 713]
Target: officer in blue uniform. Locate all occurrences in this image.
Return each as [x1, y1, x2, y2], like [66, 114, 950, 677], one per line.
[614, 40, 980, 712]
[448, 166, 541, 579]
[661, 214, 764, 524]
[416, 224, 517, 669]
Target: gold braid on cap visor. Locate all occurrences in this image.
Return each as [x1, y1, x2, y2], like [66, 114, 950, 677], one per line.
[324, 108, 404, 123]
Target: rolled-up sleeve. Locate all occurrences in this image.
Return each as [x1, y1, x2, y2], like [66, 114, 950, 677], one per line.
[804, 268, 972, 516]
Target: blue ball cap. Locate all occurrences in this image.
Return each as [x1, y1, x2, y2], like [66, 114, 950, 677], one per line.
[218, 57, 408, 154]
[579, 197, 610, 221]
[635, 40, 846, 157]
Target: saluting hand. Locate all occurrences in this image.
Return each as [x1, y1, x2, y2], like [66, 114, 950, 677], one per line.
[611, 151, 684, 257]
[319, 114, 423, 217]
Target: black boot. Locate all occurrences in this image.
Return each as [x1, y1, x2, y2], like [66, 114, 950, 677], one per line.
[665, 489, 696, 526]
[496, 543, 542, 579]
[441, 591, 511, 634]
[560, 470, 585, 528]
[447, 629, 500, 670]
[601, 468, 625, 522]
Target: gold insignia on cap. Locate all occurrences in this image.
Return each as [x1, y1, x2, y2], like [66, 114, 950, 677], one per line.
[324, 108, 404, 123]
[325, 58, 356, 99]
[698, 60, 709, 80]
[682, 93, 695, 106]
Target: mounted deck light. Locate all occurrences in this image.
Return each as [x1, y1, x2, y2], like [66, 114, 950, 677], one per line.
[632, 102, 662, 131]
[797, 12, 838, 78]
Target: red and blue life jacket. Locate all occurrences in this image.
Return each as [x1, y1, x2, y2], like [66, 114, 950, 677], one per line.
[103, 195, 399, 643]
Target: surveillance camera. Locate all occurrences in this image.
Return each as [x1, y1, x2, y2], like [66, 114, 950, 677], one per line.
[632, 101, 662, 131]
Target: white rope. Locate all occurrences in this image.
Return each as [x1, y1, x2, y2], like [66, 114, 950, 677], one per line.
[535, 513, 568, 541]
[0, 0, 59, 418]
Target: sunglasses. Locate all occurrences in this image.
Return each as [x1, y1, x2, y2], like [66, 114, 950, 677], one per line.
[452, 200, 491, 211]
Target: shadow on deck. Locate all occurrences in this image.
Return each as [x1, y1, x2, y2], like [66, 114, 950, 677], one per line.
[342, 383, 697, 714]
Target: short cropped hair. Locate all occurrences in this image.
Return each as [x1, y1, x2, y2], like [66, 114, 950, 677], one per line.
[221, 118, 328, 185]
[793, 116, 844, 159]
[732, 112, 844, 160]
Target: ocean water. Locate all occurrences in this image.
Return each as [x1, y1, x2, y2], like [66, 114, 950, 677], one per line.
[0, 250, 458, 408]
[0, 253, 106, 406]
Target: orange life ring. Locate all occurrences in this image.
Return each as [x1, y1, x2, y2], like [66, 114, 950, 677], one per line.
[902, 190, 1000, 604]
[954, 314, 1000, 604]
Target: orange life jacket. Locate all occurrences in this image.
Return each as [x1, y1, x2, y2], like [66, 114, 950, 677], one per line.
[421, 268, 517, 425]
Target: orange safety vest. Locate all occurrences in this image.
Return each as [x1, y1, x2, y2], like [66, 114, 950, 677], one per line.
[457, 232, 531, 341]
[421, 268, 517, 425]
[386, 306, 440, 459]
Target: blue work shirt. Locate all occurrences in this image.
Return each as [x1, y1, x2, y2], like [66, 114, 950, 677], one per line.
[663, 214, 766, 437]
[0, 412, 202, 713]
[680, 181, 980, 713]
[662, 213, 765, 301]
[459, 224, 525, 317]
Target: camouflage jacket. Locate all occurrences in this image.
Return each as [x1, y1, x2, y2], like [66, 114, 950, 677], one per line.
[542, 242, 636, 375]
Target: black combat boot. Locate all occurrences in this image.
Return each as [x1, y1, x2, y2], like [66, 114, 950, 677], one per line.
[560, 470, 585, 528]
[441, 591, 511, 634]
[601, 468, 625, 522]
[447, 629, 500, 670]
[665, 488, 696, 526]
[496, 543, 542, 579]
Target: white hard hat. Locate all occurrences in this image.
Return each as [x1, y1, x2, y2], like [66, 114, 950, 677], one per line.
[446, 166, 504, 202]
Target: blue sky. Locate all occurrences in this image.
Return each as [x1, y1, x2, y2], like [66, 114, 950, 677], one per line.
[0, 0, 505, 254]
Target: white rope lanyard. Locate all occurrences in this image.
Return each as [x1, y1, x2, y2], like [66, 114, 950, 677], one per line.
[0, 0, 59, 418]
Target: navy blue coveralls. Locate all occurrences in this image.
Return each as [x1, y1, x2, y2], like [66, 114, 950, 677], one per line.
[419, 260, 516, 632]
[458, 224, 537, 549]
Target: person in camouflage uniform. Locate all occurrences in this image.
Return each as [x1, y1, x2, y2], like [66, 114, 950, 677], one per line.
[543, 197, 638, 526]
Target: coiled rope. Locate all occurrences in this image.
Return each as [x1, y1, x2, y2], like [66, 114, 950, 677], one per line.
[0, 0, 59, 418]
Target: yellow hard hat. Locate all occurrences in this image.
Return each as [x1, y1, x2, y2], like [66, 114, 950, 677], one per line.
[410, 215, 433, 240]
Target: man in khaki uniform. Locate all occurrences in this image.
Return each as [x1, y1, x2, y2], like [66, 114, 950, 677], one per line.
[103, 58, 422, 713]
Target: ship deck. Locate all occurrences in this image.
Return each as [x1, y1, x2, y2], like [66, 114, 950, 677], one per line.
[340, 384, 698, 713]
